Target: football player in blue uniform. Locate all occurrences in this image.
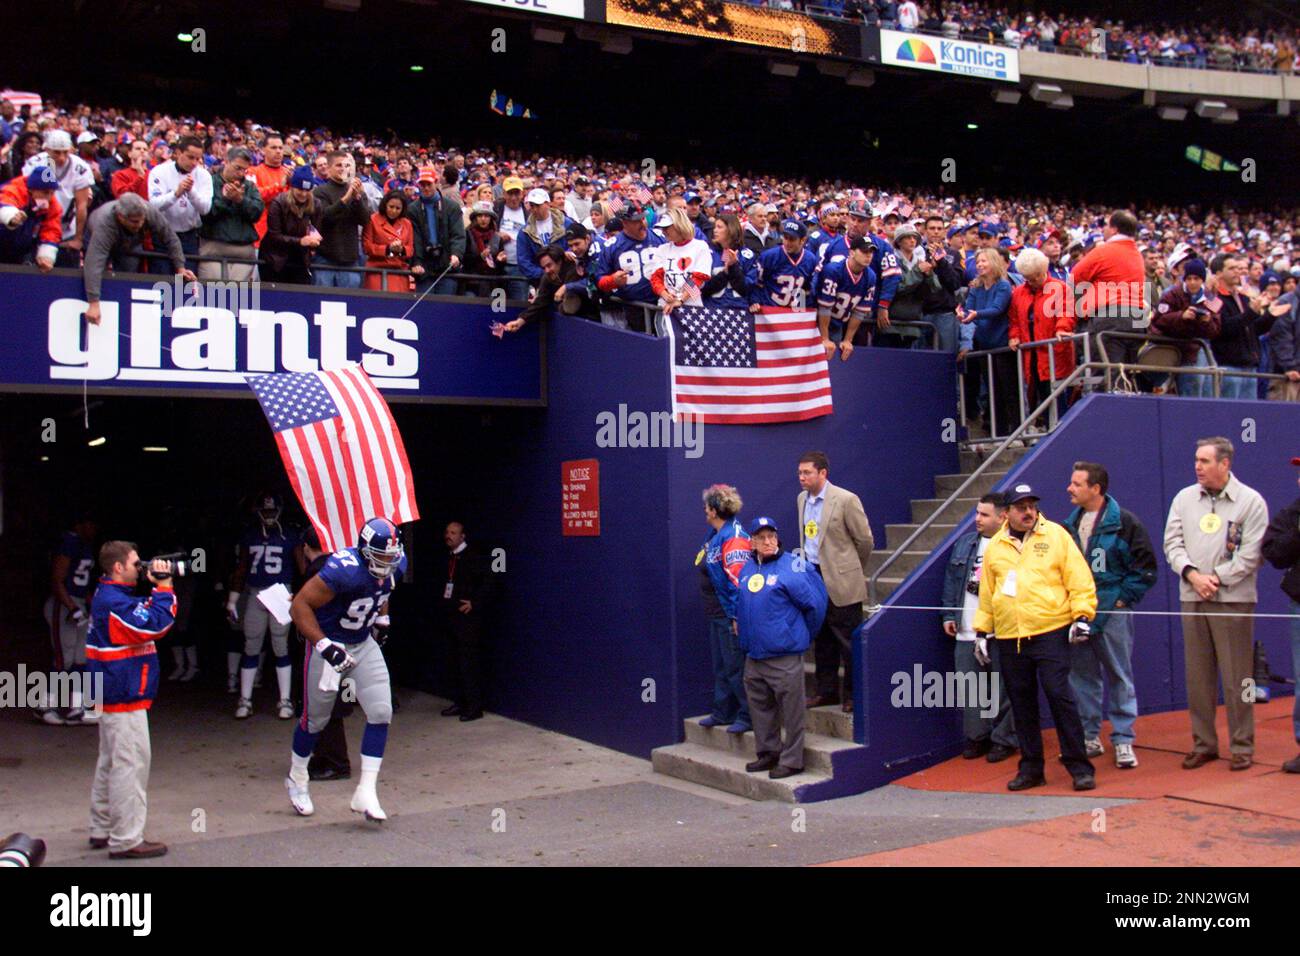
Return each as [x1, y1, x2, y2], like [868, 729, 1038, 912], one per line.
[286, 517, 406, 822]
[40, 514, 98, 725]
[227, 494, 304, 720]
[816, 236, 877, 360]
[747, 219, 819, 311]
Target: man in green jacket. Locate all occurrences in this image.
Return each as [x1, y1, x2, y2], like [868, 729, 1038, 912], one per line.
[198, 147, 263, 282]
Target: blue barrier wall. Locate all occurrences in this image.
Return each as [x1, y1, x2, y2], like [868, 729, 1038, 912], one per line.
[479, 317, 959, 758]
[855, 393, 1300, 787]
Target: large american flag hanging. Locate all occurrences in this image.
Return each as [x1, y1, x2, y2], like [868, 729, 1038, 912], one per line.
[247, 365, 419, 552]
[666, 305, 833, 424]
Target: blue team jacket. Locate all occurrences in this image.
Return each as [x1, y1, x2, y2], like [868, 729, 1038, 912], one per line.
[704, 519, 752, 621]
[86, 578, 177, 712]
[736, 549, 827, 660]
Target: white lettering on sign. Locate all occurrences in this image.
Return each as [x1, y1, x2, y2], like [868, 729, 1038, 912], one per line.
[46, 294, 421, 390]
[462, 0, 586, 20]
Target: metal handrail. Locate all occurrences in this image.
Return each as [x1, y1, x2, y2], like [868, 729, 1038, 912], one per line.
[867, 350, 1290, 607]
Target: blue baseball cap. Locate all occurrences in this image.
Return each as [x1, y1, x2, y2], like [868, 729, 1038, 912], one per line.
[946, 223, 966, 239]
[684, 191, 701, 204]
[978, 221, 999, 237]
[749, 516, 780, 535]
[1004, 483, 1039, 505]
[780, 219, 807, 239]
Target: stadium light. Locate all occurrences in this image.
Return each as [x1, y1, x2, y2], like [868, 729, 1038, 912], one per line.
[845, 68, 875, 88]
[532, 25, 565, 44]
[143, 447, 169, 453]
[88, 437, 107, 447]
[966, 123, 979, 130]
[176, 33, 193, 42]
[991, 88, 1021, 105]
[1193, 99, 1228, 118]
[768, 61, 800, 78]
[38, 456, 49, 462]
[1029, 82, 1063, 103]
[1157, 106, 1188, 121]
[409, 65, 424, 72]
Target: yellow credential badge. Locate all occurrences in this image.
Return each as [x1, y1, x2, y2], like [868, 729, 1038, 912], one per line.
[747, 574, 765, 593]
[695, 548, 706, 566]
[804, 519, 819, 539]
[1199, 513, 1222, 535]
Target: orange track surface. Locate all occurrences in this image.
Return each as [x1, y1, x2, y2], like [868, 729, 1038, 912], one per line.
[823, 699, 1300, 866]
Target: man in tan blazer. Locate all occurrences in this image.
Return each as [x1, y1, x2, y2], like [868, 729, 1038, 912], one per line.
[797, 451, 874, 713]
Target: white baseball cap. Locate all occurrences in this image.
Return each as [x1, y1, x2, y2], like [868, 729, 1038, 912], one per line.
[43, 130, 73, 151]
[525, 188, 550, 205]
[76, 131, 98, 145]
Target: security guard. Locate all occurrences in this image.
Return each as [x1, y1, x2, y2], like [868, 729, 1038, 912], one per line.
[736, 517, 827, 780]
[974, 483, 1099, 791]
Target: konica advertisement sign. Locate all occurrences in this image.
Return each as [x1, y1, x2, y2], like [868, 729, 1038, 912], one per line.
[0, 268, 543, 405]
[879, 29, 1019, 82]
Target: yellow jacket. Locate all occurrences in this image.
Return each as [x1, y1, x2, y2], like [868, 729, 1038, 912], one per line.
[973, 516, 1097, 640]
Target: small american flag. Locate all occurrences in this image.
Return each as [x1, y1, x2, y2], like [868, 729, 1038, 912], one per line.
[622, 180, 653, 204]
[247, 365, 419, 552]
[666, 305, 833, 424]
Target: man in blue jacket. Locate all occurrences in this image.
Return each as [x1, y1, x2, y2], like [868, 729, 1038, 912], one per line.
[1063, 462, 1158, 769]
[736, 517, 828, 780]
[86, 541, 177, 860]
[940, 493, 1017, 762]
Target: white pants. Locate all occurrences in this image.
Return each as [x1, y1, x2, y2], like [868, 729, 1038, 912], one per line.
[243, 587, 290, 658]
[90, 709, 151, 852]
[44, 595, 88, 669]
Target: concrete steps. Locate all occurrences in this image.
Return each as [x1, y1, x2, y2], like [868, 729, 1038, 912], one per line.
[935, 470, 1007, 498]
[650, 742, 833, 802]
[885, 523, 959, 552]
[682, 716, 860, 775]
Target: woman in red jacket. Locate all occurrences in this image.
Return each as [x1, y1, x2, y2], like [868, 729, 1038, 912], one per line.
[1009, 247, 1076, 427]
[362, 190, 419, 292]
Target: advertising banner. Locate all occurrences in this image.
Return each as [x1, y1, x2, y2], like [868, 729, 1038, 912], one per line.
[879, 28, 1019, 82]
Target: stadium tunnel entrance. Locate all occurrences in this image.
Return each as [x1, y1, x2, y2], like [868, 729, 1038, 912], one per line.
[0, 389, 540, 702]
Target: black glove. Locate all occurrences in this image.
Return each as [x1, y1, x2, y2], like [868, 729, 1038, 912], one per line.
[371, 614, 391, 647]
[318, 641, 353, 671]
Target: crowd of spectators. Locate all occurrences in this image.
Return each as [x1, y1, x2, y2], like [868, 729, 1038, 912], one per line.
[756, 1, 1300, 73]
[1, 93, 1297, 419]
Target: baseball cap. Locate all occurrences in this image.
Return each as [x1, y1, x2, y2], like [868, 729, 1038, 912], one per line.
[780, 219, 807, 239]
[1004, 483, 1040, 505]
[43, 130, 73, 151]
[749, 516, 780, 535]
[848, 236, 874, 254]
[621, 203, 646, 221]
[846, 201, 870, 219]
[417, 165, 438, 183]
[978, 221, 999, 237]
[946, 223, 966, 239]
[76, 131, 98, 145]
[684, 191, 701, 204]
[525, 187, 550, 205]
[25, 166, 58, 192]
[502, 176, 524, 193]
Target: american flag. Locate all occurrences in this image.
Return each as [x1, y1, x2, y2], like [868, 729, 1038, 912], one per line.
[666, 306, 833, 424]
[247, 365, 419, 552]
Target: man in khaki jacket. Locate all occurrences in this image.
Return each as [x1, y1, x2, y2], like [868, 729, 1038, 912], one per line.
[796, 451, 874, 713]
[1163, 436, 1270, 772]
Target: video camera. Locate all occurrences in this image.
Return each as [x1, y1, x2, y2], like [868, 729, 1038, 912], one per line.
[135, 551, 197, 580]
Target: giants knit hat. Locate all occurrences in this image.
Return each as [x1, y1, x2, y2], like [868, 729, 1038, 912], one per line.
[25, 166, 58, 192]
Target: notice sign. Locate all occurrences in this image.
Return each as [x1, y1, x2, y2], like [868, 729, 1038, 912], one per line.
[562, 459, 600, 536]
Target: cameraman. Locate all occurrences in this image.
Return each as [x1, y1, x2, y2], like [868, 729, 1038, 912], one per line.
[86, 542, 177, 860]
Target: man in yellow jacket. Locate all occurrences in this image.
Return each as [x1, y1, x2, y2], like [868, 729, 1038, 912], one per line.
[974, 483, 1099, 792]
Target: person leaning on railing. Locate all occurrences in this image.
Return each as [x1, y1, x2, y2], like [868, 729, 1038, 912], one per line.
[81, 194, 194, 326]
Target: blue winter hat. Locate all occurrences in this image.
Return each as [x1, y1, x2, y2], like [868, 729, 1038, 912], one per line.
[1182, 259, 1207, 280]
[290, 165, 316, 191]
[26, 165, 57, 192]
[1261, 270, 1282, 288]
[749, 516, 780, 535]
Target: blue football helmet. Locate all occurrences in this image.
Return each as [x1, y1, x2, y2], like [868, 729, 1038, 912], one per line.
[358, 517, 403, 579]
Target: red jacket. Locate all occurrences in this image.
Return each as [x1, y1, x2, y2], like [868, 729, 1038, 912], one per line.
[1009, 277, 1076, 381]
[1071, 235, 1145, 317]
[0, 174, 64, 253]
[110, 167, 149, 199]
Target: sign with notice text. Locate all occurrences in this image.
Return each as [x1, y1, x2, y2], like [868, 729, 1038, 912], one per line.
[562, 458, 600, 536]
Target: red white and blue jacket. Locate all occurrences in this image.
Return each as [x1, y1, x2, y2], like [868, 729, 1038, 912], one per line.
[86, 578, 176, 712]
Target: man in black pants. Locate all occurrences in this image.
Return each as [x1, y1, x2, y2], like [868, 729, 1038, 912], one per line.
[973, 484, 1099, 791]
[302, 529, 352, 781]
[440, 522, 491, 722]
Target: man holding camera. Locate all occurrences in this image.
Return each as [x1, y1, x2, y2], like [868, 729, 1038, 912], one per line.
[86, 542, 177, 860]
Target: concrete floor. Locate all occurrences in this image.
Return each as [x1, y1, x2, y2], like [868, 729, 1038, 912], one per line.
[0, 678, 1130, 867]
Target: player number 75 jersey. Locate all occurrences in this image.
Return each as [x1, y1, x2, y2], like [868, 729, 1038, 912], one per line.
[314, 547, 407, 645]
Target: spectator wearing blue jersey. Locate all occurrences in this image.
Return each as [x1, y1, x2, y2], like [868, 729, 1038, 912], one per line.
[747, 219, 819, 311]
[958, 247, 1017, 437]
[816, 235, 876, 359]
[594, 203, 664, 333]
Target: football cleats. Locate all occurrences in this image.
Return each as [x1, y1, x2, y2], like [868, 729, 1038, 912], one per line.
[358, 517, 403, 580]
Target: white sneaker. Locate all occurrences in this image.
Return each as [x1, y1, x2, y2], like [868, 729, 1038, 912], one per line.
[285, 776, 314, 816]
[226, 674, 238, 694]
[277, 699, 295, 720]
[1085, 737, 1105, 758]
[1115, 743, 1139, 769]
[65, 708, 100, 725]
[350, 784, 387, 822]
[78, 709, 101, 724]
[234, 698, 253, 719]
[39, 709, 67, 726]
